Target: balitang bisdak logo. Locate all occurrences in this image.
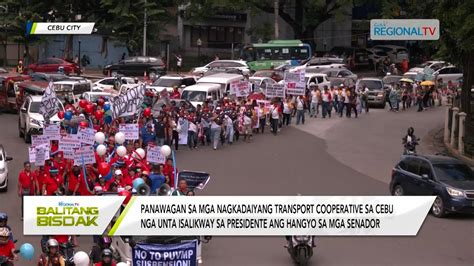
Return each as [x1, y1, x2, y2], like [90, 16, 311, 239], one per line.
[370, 19, 440, 40]
[36, 201, 99, 227]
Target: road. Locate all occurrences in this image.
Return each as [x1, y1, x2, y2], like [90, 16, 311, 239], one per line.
[0, 105, 472, 266]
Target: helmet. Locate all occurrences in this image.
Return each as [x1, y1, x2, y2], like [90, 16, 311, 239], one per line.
[98, 236, 112, 248]
[0, 212, 7, 224]
[47, 239, 59, 248]
[407, 127, 414, 136]
[0, 227, 10, 244]
[101, 248, 113, 258]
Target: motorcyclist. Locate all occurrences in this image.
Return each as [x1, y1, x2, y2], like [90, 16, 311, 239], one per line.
[93, 249, 116, 266]
[402, 127, 419, 154]
[0, 227, 17, 266]
[38, 239, 65, 266]
[90, 236, 112, 263]
[0, 213, 13, 241]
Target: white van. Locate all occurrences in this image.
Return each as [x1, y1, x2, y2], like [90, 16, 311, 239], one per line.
[181, 83, 223, 107]
[372, 45, 409, 64]
[196, 73, 244, 95]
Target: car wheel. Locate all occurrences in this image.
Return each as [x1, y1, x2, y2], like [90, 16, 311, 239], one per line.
[148, 71, 157, 80]
[0, 179, 7, 192]
[392, 185, 404, 196]
[431, 195, 446, 218]
[18, 120, 24, 138]
[24, 131, 31, 144]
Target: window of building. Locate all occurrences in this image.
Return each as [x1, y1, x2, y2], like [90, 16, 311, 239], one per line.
[190, 26, 244, 48]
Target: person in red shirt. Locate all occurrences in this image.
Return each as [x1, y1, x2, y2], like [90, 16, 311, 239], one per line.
[52, 152, 67, 178]
[35, 166, 47, 194]
[170, 86, 181, 99]
[162, 158, 178, 187]
[18, 161, 38, 220]
[42, 168, 64, 196]
[67, 166, 81, 195]
[123, 168, 135, 186]
[112, 169, 126, 190]
[94, 176, 111, 193]
[75, 166, 95, 196]
[0, 227, 17, 264]
[94, 248, 116, 266]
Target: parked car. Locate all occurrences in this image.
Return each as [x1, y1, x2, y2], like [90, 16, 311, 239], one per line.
[372, 45, 409, 64]
[0, 145, 13, 191]
[26, 58, 81, 75]
[30, 73, 71, 82]
[402, 72, 419, 81]
[356, 78, 385, 107]
[147, 75, 197, 95]
[329, 47, 369, 67]
[408, 61, 448, 73]
[319, 68, 357, 81]
[93, 77, 136, 92]
[304, 73, 331, 89]
[367, 48, 389, 66]
[18, 95, 64, 143]
[12, 81, 49, 112]
[181, 83, 223, 108]
[304, 57, 347, 70]
[249, 76, 276, 92]
[0, 74, 31, 112]
[103, 56, 166, 80]
[252, 69, 284, 82]
[191, 60, 250, 76]
[390, 154, 474, 218]
[433, 66, 463, 84]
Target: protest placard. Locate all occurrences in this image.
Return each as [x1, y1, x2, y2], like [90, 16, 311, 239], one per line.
[111, 84, 146, 118]
[77, 127, 96, 145]
[265, 83, 285, 98]
[31, 135, 50, 147]
[119, 124, 139, 140]
[39, 81, 59, 121]
[146, 145, 166, 164]
[132, 241, 197, 266]
[43, 124, 60, 140]
[285, 81, 306, 95]
[74, 145, 96, 165]
[58, 134, 81, 152]
[63, 150, 75, 160]
[235, 80, 250, 97]
[284, 70, 305, 83]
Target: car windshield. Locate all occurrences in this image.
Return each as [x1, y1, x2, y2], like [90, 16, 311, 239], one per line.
[181, 91, 206, 102]
[56, 91, 75, 104]
[30, 100, 64, 113]
[152, 78, 181, 87]
[54, 84, 73, 91]
[433, 164, 474, 182]
[359, 80, 383, 91]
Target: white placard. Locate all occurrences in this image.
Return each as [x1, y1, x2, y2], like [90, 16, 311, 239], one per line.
[74, 145, 96, 165]
[43, 124, 61, 140]
[63, 150, 75, 160]
[285, 82, 306, 96]
[265, 83, 285, 98]
[146, 145, 166, 164]
[77, 127, 96, 145]
[231, 80, 250, 97]
[119, 124, 140, 140]
[58, 134, 81, 152]
[34, 148, 47, 166]
[31, 135, 50, 147]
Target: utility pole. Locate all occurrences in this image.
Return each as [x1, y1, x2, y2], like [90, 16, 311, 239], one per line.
[143, 0, 147, 56]
[274, 0, 279, 39]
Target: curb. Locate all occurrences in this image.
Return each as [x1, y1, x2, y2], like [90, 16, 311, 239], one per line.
[423, 127, 474, 166]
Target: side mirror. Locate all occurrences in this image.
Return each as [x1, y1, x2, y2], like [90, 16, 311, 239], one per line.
[5, 156, 13, 161]
[20, 107, 27, 113]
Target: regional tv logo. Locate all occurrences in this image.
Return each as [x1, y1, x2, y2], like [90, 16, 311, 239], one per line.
[36, 201, 99, 227]
[370, 19, 440, 40]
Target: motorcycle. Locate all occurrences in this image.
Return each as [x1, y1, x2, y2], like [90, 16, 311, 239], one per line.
[286, 236, 315, 266]
[403, 136, 420, 155]
[0, 248, 19, 266]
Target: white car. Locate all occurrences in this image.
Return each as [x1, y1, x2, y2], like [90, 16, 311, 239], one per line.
[433, 66, 463, 84]
[0, 145, 13, 192]
[147, 75, 196, 95]
[191, 60, 250, 75]
[366, 49, 389, 65]
[18, 95, 64, 143]
[408, 61, 448, 73]
[81, 91, 117, 103]
[372, 45, 409, 64]
[93, 77, 136, 92]
[304, 73, 331, 89]
[249, 77, 276, 93]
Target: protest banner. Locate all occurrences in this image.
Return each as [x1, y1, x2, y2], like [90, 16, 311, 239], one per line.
[63, 150, 75, 160]
[77, 127, 96, 145]
[132, 241, 197, 266]
[284, 70, 305, 83]
[31, 135, 50, 147]
[111, 84, 146, 118]
[178, 118, 188, 145]
[43, 124, 60, 140]
[146, 145, 166, 164]
[119, 124, 140, 140]
[58, 134, 81, 152]
[74, 145, 96, 165]
[34, 148, 47, 166]
[265, 83, 285, 98]
[39, 81, 59, 121]
[285, 81, 306, 96]
[232, 80, 250, 97]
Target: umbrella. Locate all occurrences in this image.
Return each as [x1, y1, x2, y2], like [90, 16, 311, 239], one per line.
[399, 78, 414, 83]
[247, 93, 266, 100]
[420, 80, 435, 86]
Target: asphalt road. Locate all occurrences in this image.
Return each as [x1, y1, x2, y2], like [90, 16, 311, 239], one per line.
[0, 104, 472, 266]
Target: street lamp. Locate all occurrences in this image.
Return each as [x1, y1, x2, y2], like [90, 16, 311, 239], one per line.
[160, 145, 178, 189]
[197, 38, 202, 60]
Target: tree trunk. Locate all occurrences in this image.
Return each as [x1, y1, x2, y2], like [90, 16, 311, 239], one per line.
[461, 50, 474, 156]
[302, 27, 316, 52]
[64, 35, 74, 60]
[294, 0, 304, 39]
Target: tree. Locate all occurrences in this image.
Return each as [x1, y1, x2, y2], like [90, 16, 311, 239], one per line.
[178, 0, 352, 48]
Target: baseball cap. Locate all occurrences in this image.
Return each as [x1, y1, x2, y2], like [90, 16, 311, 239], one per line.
[115, 169, 123, 176]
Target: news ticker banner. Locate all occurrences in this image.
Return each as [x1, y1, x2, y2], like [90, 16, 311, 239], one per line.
[26, 22, 95, 35]
[24, 196, 435, 236]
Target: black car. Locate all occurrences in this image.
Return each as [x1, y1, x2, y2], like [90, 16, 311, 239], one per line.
[390, 154, 474, 218]
[103, 56, 166, 80]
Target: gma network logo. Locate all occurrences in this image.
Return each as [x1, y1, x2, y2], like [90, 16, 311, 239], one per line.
[36, 201, 99, 226]
[370, 19, 439, 40]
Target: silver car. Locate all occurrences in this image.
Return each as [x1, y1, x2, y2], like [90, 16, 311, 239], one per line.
[356, 78, 385, 107]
